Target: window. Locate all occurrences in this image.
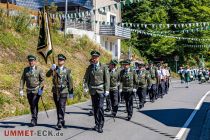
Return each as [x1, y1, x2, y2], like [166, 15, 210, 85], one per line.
[110, 42, 113, 51]
[105, 41, 108, 50]
[110, 15, 116, 26]
[115, 44, 118, 57]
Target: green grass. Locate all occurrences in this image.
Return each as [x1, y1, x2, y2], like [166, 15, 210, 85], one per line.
[0, 10, 112, 119]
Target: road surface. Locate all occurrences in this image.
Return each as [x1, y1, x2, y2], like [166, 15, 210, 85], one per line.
[0, 80, 210, 140]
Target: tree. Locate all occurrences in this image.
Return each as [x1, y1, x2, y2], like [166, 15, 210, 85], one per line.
[122, 0, 210, 68]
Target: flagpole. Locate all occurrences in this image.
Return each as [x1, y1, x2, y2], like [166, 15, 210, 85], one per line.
[44, 1, 60, 102]
[64, 0, 68, 37]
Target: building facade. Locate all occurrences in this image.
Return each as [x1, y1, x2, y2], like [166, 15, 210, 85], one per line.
[67, 0, 131, 60]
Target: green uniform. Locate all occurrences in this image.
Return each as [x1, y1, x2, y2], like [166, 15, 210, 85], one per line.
[20, 66, 45, 93]
[83, 63, 110, 95]
[136, 69, 150, 107]
[110, 68, 120, 91]
[120, 68, 138, 92]
[149, 66, 157, 85]
[46, 66, 73, 94]
[19, 66, 44, 124]
[136, 69, 150, 88]
[83, 62, 110, 131]
[148, 66, 158, 100]
[109, 68, 120, 115]
[120, 67, 138, 119]
[46, 66, 73, 128]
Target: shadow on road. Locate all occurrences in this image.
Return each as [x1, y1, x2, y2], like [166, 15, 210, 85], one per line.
[140, 102, 210, 140]
[0, 121, 93, 131]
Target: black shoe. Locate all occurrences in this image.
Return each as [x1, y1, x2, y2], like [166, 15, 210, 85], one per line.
[61, 120, 65, 127]
[112, 112, 116, 117]
[93, 125, 99, 131]
[105, 108, 111, 112]
[139, 104, 143, 110]
[30, 119, 37, 127]
[127, 116, 132, 121]
[56, 122, 62, 130]
[89, 110, 94, 116]
[151, 99, 154, 103]
[97, 127, 103, 133]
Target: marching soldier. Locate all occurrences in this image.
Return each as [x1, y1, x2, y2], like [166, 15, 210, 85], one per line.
[148, 61, 158, 101]
[119, 59, 138, 121]
[165, 64, 171, 94]
[46, 54, 73, 130]
[83, 50, 110, 133]
[184, 65, 191, 88]
[157, 64, 166, 98]
[19, 55, 45, 127]
[178, 66, 185, 83]
[136, 63, 151, 108]
[108, 60, 120, 117]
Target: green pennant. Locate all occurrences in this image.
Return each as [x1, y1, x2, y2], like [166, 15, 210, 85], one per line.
[114, 3, 118, 9]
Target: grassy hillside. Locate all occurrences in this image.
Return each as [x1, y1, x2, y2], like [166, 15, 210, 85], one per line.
[0, 10, 112, 119]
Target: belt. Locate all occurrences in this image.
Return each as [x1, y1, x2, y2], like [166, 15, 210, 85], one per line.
[53, 85, 67, 88]
[110, 86, 118, 90]
[27, 86, 39, 90]
[91, 84, 104, 88]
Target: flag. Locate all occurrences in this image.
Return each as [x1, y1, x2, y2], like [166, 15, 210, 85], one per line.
[37, 9, 53, 64]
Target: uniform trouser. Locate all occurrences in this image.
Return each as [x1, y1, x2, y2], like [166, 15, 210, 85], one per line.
[105, 95, 111, 110]
[53, 93, 67, 123]
[91, 93, 105, 128]
[27, 92, 40, 121]
[122, 91, 133, 117]
[165, 78, 169, 94]
[110, 90, 119, 114]
[149, 84, 157, 100]
[159, 80, 166, 96]
[137, 87, 146, 105]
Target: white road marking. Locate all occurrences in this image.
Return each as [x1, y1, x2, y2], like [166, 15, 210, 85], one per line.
[174, 90, 210, 140]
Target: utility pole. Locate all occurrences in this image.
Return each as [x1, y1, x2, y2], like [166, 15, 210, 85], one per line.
[64, 0, 68, 37]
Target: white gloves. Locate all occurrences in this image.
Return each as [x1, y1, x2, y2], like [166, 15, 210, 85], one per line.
[38, 88, 43, 96]
[84, 88, 89, 93]
[69, 93, 74, 99]
[119, 89, 122, 93]
[51, 64, 56, 70]
[83, 83, 89, 93]
[133, 88, 137, 93]
[104, 91, 109, 97]
[19, 90, 24, 96]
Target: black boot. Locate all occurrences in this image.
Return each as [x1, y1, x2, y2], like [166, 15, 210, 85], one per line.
[56, 121, 62, 130]
[30, 119, 37, 127]
[61, 120, 65, 127]
[98, 126, 103, 133]
[112, 112, 117, 117]
[127, 115, 132, 121]
[93, 125, 99, 131]
[89, 110, 94, 116]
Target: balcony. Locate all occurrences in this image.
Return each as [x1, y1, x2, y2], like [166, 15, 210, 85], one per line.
[12, 0, 92, 10]
[54, 0, 92, 9]
[99, 25, 131, 39]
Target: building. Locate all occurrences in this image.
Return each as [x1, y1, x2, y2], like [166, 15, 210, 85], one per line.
[66, 0, 131, 60]
[2, 0, 92, 10]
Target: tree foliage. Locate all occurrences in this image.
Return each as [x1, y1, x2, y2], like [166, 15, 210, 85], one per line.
[122, 0, 210, 68]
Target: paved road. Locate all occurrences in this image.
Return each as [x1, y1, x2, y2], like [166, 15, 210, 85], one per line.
[0, 80, 210, 140]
